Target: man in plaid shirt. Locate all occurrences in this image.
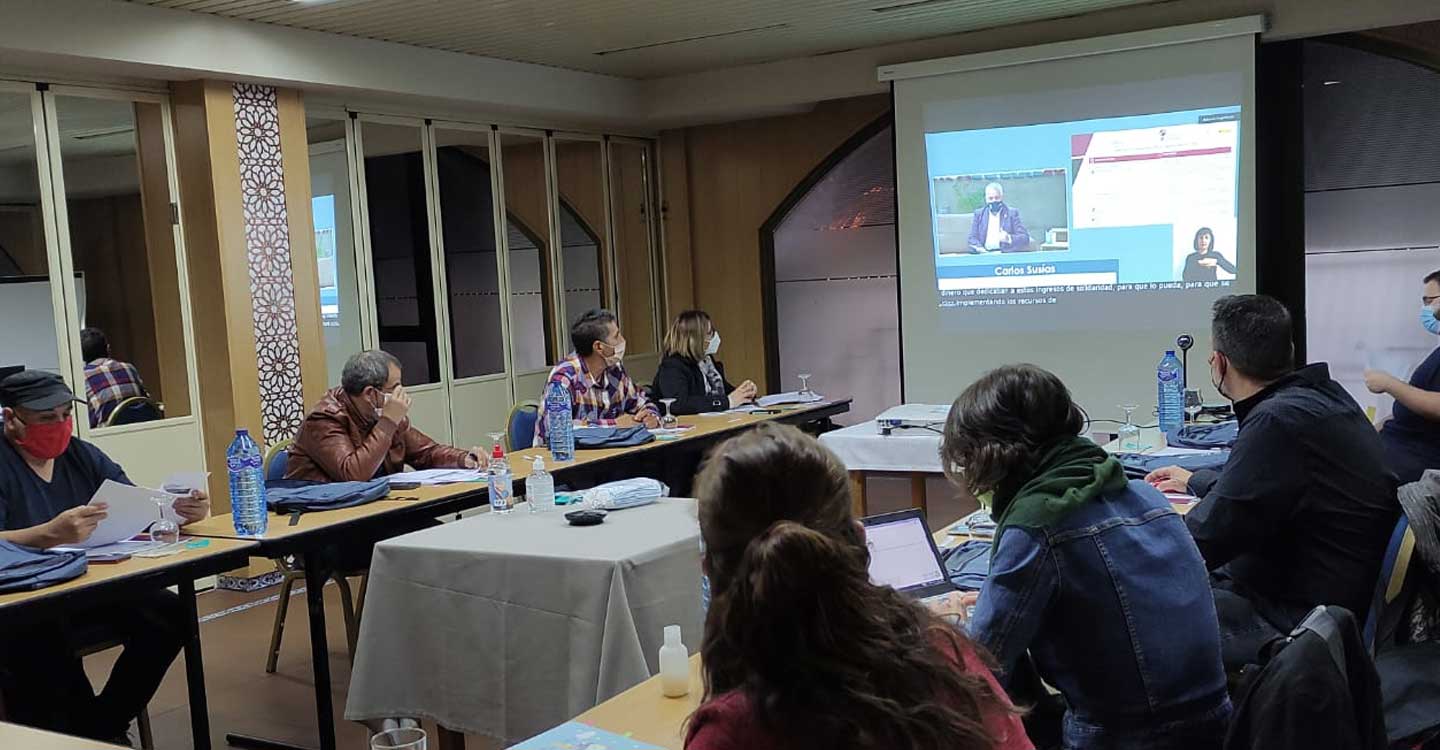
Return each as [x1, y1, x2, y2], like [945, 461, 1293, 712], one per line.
[535, 309, 660, 445]
[80, 328, 149, 428]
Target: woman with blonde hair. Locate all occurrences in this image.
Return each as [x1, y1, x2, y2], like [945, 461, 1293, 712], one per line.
[653, 310, 757, 415]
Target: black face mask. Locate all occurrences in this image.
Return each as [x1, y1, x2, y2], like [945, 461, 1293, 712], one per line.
[987, 201, 1004, 214]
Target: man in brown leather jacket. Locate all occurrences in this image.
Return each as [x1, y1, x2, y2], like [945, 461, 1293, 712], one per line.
[287, 350, 482, 481]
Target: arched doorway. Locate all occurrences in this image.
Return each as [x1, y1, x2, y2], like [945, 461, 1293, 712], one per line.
[762, 116, 899, 424]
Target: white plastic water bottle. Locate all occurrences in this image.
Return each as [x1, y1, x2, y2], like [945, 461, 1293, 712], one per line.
[527, 456, 555, 513]
[227, 429, 268, 536]
[1157, 350, 1184, 433]
[544, 382, 575, 462]
[659, 625, 690, 698]
[487, 444, 513, 514]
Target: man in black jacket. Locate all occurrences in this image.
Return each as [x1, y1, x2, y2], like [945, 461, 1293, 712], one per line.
[1148, 295, 1398, 669]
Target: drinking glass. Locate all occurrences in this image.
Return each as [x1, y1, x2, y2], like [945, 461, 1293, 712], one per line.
[1118, 403, 1141, 452]
[660, 398, 678, 428]
[797, 373, 813, 397]
[151, 498, 179, 545]
[1184, 388, 1203, 423]
[371, 727, 427, 750]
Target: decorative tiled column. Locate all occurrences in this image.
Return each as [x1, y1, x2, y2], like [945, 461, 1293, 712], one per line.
[233, 83, 305, 445]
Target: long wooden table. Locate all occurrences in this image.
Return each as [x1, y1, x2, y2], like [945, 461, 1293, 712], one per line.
[0, 537, 258, 750]
[0, 721, 131, 749]
[186, 399, 850, 750]
[570, 655, 703, 750]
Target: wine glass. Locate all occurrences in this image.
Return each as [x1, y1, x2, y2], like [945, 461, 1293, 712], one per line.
[151, 497, 179, 546]
[1118, 403, 1141, 452]
[1184, 388, 1203, 424]
[660, 398, 677, 428]
[371, 727, 427, 750]
[797, 373, 813, 397]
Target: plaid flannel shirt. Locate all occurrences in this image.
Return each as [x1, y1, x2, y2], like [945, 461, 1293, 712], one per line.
[84, 358, 148, 427]
[534, 353, 658, 444]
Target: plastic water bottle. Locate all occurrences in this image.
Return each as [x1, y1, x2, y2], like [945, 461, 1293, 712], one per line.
[659, 625, 690, 698]
[487, 444, 513, 514]
[1157, 350, 1184, 434]
[527, 456, 555, 513]
[227, 429, 268, 536]
[544, 382, 575, 462]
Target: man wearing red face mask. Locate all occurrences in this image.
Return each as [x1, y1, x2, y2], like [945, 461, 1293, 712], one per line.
[0, 369, 212, 744]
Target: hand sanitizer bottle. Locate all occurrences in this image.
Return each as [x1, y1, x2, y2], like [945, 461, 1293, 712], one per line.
[659, 625, 689, 698]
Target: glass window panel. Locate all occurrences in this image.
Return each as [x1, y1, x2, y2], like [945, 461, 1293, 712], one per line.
[360, 121, 439, 385]
[0, 92, 61, 382]
[434, 128, 505, 379]
[54, 95, 192, 428]
[306, 116, 363, 387]
[554, 139, 606, 332]
[608, 141, 659, 355]
[499, 132, 553, 371]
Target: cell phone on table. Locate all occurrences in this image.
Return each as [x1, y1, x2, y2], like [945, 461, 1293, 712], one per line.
[390, 481, 421, 490]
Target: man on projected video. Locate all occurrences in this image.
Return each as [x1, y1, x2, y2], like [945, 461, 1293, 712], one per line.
[966, 182, 1031, 253]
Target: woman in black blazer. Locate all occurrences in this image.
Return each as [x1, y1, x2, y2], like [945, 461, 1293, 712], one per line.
[653, 310, 758, 415]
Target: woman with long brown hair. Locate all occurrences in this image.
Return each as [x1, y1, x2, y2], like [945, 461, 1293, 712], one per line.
[686, 422, 1030, 750]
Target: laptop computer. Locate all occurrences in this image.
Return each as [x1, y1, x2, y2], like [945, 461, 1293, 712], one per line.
[861, 508, 960, 602]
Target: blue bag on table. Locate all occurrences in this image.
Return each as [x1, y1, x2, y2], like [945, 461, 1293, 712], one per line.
[572, 426, 655, 449]
[265, 478, 391, 514]
[0, 540, 86, 593]
[1165, 421, 1239, 450]
[1115, 451, 1230, 481]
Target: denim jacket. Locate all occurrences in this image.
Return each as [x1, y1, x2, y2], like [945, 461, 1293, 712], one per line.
[970, 479, 1230, 747]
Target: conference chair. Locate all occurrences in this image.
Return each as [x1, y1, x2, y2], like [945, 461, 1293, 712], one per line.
[506, 399, 541, 452]
[106, 396, 163, 426]
[261, 440, 365, 674]
[1363, 512, 1416, 653]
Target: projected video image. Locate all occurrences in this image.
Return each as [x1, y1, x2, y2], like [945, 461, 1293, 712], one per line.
[931, 170, 1068, 255]
[924, 106, 1240, 308]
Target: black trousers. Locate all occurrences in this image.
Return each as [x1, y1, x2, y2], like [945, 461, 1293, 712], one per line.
[0, 588, 184, 742]
[1211, 581, 1286, 672]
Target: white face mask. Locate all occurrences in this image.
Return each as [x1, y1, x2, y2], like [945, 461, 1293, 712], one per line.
[705, 332, 721, 356]
[604, 340, 626, 366]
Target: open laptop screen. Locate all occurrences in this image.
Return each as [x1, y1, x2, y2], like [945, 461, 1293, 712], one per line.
[864, 513, 947, 592]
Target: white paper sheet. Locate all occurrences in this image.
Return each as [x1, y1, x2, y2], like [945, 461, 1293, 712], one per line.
[755, 391, 824, 408]
[161, 471, 209, 494]
[83, 480, 170, 548]
[387, 468, 487, 485]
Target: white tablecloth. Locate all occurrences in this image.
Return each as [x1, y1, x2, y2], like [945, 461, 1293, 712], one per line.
[819, 419, 944, 473]
[344, 499, 703, 744]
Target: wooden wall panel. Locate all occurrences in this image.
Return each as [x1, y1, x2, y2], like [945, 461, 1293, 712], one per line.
[610, 143, 658, 354]
[135, 101, 191, 417]
[661, 95, 891, 388]
[658, 131, 693, 319]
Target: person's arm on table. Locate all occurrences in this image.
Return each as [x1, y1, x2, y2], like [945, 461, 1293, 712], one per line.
[1178, 413, 1301, 568]
[1366, 369, 1440, 421]
[622, 375, 661, 428]
[968, 527, 1057, 687]
[0, 505, 109, 548]
[402, 423, 479, 469]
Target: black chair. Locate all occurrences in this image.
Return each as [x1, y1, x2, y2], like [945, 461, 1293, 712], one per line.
[106, 397, 164, 427]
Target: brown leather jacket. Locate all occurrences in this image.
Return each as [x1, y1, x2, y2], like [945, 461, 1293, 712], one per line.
[285, 387, 471, 482]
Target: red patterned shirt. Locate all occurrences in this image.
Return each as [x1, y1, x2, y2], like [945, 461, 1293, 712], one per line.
[83, 358, 148, 428]
[534, 353, 658, 444]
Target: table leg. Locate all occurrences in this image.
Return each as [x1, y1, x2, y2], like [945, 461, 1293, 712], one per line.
[229, 555, 339, 750]
[178, 577, 212, 750]
[848, 471, 868, 518]
[303, 555, 339, 750]
[910, 473, 928, 515]
[436, 726, 467, 750]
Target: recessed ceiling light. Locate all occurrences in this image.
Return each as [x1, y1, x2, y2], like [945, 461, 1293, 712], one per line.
[1323, 80, 1341, 86]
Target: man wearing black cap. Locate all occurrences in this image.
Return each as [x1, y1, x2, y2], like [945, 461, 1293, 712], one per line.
[0, 369, 211, 744]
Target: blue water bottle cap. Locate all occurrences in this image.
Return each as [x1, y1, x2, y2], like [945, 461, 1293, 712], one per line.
[1165, 350, 1175, 356]
[235, 428, 249, 436]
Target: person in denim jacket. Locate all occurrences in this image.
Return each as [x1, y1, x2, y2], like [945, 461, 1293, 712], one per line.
[942, 365, 1230, 750]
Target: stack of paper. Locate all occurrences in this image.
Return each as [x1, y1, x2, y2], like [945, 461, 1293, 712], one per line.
[756, 391, 824, 408]
[386, 468, 487, 485]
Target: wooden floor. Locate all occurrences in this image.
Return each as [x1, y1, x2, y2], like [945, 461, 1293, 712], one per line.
[78, 479, 972, 749]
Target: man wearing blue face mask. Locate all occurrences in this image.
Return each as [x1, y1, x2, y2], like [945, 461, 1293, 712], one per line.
[966, 182, 1031, 253]
[1365, 270, 1440, 483]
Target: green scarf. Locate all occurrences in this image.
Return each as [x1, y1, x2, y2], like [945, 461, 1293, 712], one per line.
[990, 436, 1127, 553]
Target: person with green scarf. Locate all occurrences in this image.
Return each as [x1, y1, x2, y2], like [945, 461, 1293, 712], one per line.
[943, 364, 1230, 750]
